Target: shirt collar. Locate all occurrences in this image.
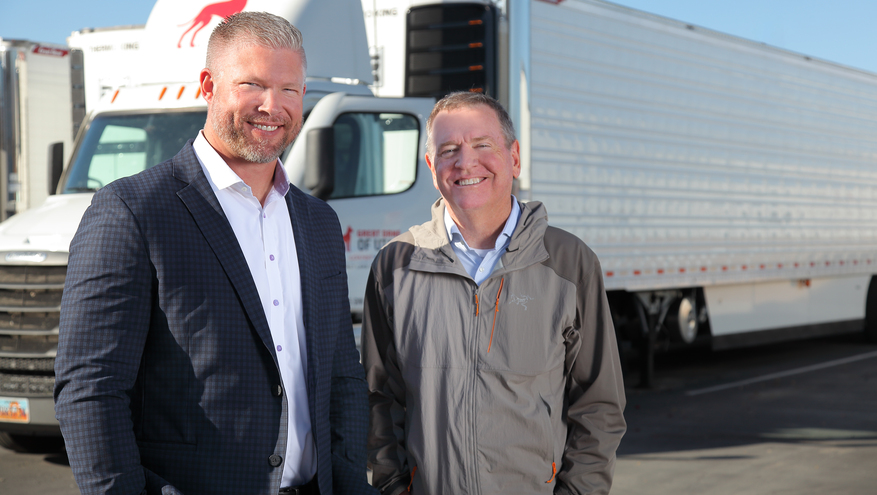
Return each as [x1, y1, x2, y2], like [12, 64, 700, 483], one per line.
[193, 130, 291, 197]
[444, 196, 521, 251]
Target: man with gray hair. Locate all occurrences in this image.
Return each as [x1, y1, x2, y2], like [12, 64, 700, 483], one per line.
[55, 12, 373, 495]
[362, 92, 626, 495]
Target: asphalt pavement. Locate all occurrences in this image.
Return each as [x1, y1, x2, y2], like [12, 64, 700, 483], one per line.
[2, 332, 875, 494]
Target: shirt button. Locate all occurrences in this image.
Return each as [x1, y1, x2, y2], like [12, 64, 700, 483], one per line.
[273, 300, 279, 306]
[274, 384, 283, 397]
[479, 268, 484, 272]
[276, 345, 282, 352]
[270, 255, 275, 261]
[268, 454, 283, 467]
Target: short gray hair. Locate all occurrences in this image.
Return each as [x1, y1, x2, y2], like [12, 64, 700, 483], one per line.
[425, 92, 517, 159]
[206, 11, 307, 75]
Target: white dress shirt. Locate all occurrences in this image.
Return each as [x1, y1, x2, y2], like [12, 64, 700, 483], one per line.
[444, 197, 521, 285]
[193, 132, 315, 487]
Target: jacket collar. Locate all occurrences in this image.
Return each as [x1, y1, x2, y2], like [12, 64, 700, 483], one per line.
[409, 197, 550, 275]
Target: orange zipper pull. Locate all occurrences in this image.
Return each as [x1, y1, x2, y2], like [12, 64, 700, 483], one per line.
[475, 293, 479, 316]
[546, 461, 556, 483]
[487, 278, 504, 353]
[408, 466, 418, 492]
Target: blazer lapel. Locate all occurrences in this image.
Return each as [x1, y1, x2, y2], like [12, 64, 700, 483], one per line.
[172, 143, 277, 363]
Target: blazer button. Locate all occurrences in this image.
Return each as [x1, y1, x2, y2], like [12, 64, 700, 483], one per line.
[268, 454, 283, 467]
[274, 384, 283, 397]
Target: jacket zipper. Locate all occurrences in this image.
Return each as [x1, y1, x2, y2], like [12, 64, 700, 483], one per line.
[487, 277, 504, 353]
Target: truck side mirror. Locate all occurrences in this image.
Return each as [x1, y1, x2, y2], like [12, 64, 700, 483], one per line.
[48, 142, 64, 195]
[305, 127, 335, 200]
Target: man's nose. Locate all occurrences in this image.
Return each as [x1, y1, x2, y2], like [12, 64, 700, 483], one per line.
[455, 145, 477, 168]
[257, 89, 282, 114]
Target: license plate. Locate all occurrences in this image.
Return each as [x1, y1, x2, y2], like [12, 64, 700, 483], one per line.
[0, 397, 30, 423]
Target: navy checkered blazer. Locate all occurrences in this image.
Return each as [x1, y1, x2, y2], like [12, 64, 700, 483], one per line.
[55, 142, 376, 495]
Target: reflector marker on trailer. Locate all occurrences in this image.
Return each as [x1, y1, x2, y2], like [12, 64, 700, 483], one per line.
[159, 87, 168, 100]
[111, 89, 120, 103]
[604, 258, 872, 279]
[177, 86, 186, 99]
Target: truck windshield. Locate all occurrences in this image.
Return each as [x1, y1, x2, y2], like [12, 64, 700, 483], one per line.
[63, 111, 206, 193]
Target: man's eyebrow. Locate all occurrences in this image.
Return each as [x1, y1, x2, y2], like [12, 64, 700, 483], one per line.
[438, 136, 493, 149]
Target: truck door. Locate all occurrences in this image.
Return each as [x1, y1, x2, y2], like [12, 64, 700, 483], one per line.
[285, 93, 436, 318]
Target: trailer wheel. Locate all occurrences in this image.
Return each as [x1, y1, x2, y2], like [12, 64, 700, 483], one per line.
[0, 432, 64, 453]
[865, 276, 877, 343]
[665, 296, 698, 344]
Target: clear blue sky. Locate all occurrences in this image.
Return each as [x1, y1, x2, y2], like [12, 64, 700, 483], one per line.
[2, 0, 877, 73]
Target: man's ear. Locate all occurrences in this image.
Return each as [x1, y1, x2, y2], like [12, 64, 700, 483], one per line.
[425, 152, 440, 191]
[199, 68, 215, 103]
[511, 140, 521, 179]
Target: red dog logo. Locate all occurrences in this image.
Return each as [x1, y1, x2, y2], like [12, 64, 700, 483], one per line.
[343, 226, 353, 252]
[178, 0, 247, 48]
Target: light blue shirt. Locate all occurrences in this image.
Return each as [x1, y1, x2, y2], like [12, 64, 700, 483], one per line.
[444, 197, 521, 285]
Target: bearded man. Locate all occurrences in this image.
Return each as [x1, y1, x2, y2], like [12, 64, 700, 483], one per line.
[54, 12, 374, 495]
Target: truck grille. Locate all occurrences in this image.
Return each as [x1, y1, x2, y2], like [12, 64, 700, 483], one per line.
[0, 264, 64, 397]
[0, 265, 65, 334]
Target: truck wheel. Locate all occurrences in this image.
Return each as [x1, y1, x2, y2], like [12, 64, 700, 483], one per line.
[0, 432, 64, 453]
[665, 296, 698, 344]
[865, 276, 877, 343]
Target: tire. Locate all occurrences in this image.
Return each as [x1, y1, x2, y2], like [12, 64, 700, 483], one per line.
[665, 296, 699, 344]
[0, 432, 64, 453]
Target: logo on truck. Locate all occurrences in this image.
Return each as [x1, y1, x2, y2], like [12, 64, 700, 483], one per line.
[344, 227, 401, 269]
[177, 0, 247, 48]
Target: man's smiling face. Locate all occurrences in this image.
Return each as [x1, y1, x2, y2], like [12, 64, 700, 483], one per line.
[426, 104, 520, 222]
[202, 43, 305, 168]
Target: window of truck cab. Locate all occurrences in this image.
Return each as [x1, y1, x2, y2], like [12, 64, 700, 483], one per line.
[328, 112, 419, 199]
[63, 111, 206, 193]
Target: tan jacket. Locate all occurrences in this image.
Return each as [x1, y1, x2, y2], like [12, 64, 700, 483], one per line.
[362, 199, 626, 495]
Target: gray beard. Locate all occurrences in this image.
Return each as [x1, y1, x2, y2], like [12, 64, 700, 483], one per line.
[211, 109, 302, 164]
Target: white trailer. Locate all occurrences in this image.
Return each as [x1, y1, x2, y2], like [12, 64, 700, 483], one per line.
[67, 25, 146, 119]
[0, 39, 76, 219]
[360, 0, 877, 383]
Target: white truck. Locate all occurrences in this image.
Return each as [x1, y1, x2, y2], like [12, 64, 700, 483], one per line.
[0, 37, 80, 450]
[3, 0, 877, 449]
